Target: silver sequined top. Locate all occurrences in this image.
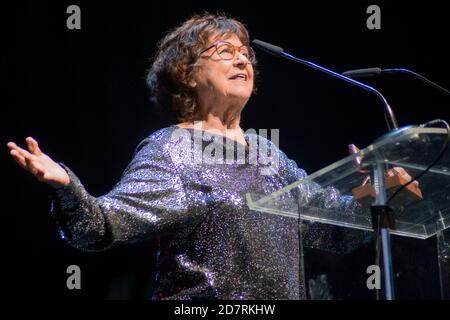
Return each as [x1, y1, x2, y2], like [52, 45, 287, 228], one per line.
[50, 125, 363, 300]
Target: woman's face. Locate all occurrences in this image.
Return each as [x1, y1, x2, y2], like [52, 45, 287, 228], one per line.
[192, 33, 254, 110]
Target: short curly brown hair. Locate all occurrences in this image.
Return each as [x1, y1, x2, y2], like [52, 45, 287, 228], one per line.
[146, 12, 257, 123]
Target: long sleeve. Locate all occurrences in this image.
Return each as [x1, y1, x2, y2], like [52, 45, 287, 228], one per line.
[50, 132, 210, 252]
[275, 146, 372, 254]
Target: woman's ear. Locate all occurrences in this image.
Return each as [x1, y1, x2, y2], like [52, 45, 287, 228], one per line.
[188, 79, 197, 88]
[187, 68, 198, 88]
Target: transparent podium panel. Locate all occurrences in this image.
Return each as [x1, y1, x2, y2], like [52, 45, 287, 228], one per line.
[437, 228, 450, 299]
[247, 127, 450, 239]
[246, 126, 450, 299]
[300, 221, 445, 299]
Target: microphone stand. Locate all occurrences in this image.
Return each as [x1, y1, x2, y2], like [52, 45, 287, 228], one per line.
[253, 39, 402, 300]
[280, 52, 399, 131]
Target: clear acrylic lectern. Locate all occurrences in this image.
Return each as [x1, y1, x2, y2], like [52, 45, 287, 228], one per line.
[247, 126, 450, 299]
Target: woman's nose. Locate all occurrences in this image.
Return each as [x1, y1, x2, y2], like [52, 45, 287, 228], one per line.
[233, 52, 249, 67]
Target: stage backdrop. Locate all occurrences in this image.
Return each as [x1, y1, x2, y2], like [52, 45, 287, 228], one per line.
[4, 0, 449, 299]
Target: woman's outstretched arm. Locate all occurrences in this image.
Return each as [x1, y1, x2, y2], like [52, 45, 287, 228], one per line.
[7, 133, 210, 252]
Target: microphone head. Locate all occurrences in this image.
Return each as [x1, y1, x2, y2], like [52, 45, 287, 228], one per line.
[342, 67, 382, 79]
[252, 39, 284, 56]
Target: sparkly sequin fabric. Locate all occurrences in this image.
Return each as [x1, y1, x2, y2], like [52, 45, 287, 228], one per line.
[50, 125, 363, 300]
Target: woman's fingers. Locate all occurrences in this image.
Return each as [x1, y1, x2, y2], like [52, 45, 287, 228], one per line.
[7, 139, 64, 186]
[11, 149, 44, 178]
[25, 157, 45, 176]
[8, 141, 45, 176]
[7, 142, 34, 160]
[393, 167, 408, 176]
[10, 149, 28, 169]
[26, 137, 42, 156]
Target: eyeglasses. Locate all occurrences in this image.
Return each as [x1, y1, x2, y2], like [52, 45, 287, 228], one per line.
[199, 41, 255, 63]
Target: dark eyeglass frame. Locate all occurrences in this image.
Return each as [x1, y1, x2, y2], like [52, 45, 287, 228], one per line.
[199, 41, 255, 63]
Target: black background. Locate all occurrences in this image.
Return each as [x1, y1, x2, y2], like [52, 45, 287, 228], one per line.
[3, 0, 449, 299]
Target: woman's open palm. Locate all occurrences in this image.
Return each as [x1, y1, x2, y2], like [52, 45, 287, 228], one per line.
[7, 137, 70, 189]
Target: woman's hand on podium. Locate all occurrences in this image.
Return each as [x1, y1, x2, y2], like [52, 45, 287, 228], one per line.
[7, 137, 70, 189]
[349, 144, 419, 187]
[349, 143, 421, 204]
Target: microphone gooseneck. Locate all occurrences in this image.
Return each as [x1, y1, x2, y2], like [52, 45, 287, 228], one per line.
[252, 39, 399, 131]
[342, 68, 382, 78]
[342, 67, 450, 96]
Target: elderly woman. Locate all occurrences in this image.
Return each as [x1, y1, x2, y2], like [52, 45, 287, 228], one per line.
[7, 13, 360, 300]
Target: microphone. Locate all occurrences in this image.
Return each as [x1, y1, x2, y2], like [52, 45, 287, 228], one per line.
[342, 67, 382, 78]
[342, 67, 450, 96]
[252, 40, 399, 131]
